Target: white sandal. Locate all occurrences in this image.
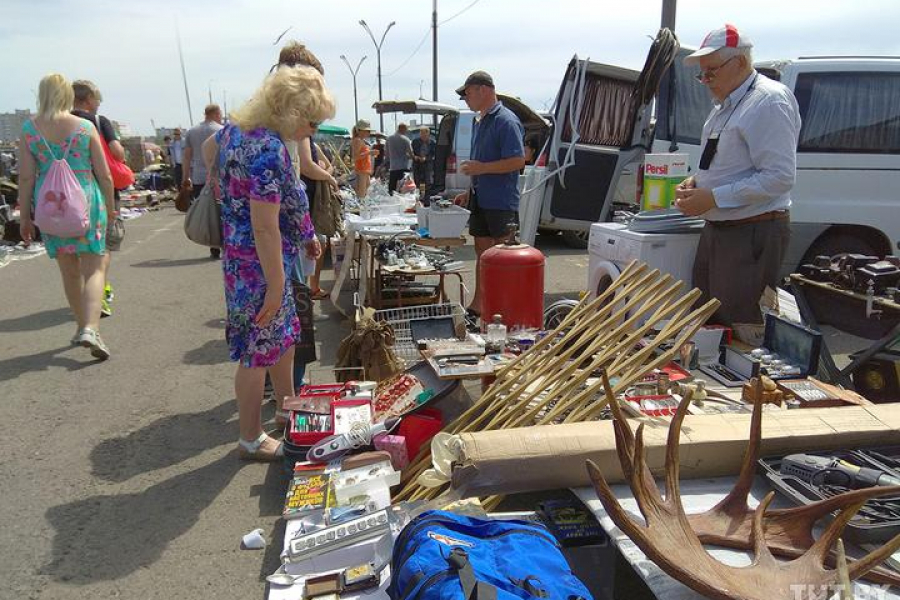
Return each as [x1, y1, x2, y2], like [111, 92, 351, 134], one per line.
[238, 432, 284, 462]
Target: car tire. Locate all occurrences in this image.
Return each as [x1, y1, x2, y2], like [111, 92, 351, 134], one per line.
[561, 230, 589, 249]
[544, 299, 579, 330]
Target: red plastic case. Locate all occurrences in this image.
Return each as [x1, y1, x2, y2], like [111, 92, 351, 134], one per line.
[288, 398, 373, 446]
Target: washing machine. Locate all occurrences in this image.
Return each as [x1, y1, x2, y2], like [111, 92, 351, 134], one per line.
[587, 222, 702, 299]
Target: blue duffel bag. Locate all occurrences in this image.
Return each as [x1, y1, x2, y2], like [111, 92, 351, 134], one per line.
[387, 510, 594, 600]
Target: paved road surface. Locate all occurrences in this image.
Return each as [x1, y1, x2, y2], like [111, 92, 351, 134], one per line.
[0, 205, 589, 600]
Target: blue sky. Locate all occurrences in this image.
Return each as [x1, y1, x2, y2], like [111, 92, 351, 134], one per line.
[2, 0, 900, 135]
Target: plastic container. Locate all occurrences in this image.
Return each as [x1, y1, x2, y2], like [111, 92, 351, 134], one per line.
[361, 202, 403, 220]
[397, 407, 443, 459]
[416, 204, 429, 231]
[426, 204, 471, 238]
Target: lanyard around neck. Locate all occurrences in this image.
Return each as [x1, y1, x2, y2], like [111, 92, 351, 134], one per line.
[711, 74, 758, 138]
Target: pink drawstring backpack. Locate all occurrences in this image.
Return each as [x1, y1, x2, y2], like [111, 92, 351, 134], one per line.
[32, 121, 90, 238]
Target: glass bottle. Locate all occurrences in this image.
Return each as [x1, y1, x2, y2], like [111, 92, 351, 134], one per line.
[486, 314, 507, 353]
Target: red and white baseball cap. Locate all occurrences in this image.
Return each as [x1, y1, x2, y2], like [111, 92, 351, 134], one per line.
[684, 24, 753, 64]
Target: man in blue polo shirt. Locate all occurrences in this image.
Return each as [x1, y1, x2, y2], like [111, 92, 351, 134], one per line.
[453, 71, 525, 317]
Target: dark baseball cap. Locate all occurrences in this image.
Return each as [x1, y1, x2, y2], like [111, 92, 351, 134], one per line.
[456, 71, 495, 97]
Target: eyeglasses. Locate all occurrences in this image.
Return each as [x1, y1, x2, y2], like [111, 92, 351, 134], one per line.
[309, 121, 321, 129]
[694, 56, 737, 83]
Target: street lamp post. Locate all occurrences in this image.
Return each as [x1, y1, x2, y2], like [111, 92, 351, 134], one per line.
[340, 54, 367, 125]
[359, 19, 396, 132]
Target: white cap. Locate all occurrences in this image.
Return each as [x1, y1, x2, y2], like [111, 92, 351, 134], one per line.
[684, 24, 753, 65]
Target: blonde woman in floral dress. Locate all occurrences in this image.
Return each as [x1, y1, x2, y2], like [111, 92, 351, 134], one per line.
[18, 73, 115, 359]
[202, 66, 333, 461]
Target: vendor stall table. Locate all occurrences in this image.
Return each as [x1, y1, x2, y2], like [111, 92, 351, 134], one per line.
[789, 273, 900, 388]
[572, 477, 900, 600]
[329, 224, 467, 312]
[375, 264, 467, 309]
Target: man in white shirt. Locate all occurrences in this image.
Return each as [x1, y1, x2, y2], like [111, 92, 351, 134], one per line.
[169, 128, 185, 185]
[675, 24, 801, 325]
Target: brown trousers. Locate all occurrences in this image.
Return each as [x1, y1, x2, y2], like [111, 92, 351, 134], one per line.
[692, 218, 790, 326]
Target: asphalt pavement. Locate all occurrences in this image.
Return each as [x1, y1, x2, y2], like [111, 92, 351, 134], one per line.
[0, 204, 590, 600]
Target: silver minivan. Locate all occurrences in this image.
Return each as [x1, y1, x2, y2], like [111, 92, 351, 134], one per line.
[373, 95, 549, 197]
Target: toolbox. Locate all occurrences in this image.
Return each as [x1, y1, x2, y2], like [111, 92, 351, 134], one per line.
[761, 313, 822, 378]
[699, 314, 821, 387]
[758, 446, 900, 543]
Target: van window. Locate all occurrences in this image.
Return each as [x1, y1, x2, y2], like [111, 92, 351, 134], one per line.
[795, 72, 900, 154]
[655, 51, 713, 146]
[561, 76, 636, 146]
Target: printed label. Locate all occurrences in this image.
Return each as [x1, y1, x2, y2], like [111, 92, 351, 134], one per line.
[428, 531, 475, 548]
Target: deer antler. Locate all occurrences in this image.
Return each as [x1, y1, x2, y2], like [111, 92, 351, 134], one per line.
[685, 380, 900, 585]
[587, 373, 900, 600]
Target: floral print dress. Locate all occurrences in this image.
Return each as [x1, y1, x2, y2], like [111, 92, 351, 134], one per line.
[22, 119, 107, 258]
[216, 124, 316, 368]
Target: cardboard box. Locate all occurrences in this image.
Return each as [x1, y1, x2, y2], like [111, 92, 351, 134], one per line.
[450, 404, 900, 498]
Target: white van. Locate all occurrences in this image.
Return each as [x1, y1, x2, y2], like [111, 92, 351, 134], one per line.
[533, 43, 900, 268]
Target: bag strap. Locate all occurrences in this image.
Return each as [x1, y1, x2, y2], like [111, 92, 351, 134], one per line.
[448, 548, 497, 600]
[31, 119, 81, 162]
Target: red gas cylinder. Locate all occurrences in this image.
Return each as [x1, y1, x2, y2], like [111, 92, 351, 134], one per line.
[479, 240, 545, 331]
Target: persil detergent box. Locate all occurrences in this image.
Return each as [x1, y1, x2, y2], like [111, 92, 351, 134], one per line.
[641, 154, 689, 211]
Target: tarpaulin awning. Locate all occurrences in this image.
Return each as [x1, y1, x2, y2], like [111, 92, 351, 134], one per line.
[317, 124, 349, 136]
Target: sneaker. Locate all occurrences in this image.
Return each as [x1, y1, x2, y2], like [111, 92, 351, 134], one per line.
[77, 328, 111, 360]
[100, 297, 112, 318]
[104, 283, 115, 304]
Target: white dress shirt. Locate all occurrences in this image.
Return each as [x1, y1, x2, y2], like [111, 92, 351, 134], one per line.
[695, 70, 802, 221]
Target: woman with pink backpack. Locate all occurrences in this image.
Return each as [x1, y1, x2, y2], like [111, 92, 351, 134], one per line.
[17, 73, 116, 360]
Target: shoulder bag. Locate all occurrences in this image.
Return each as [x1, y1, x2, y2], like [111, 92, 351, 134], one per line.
[311, 181, 344, 238]
[184, 148, 221, 247]
[97, 116, 134, 190]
